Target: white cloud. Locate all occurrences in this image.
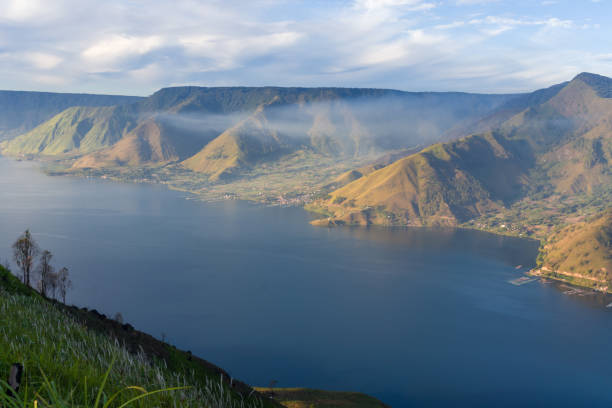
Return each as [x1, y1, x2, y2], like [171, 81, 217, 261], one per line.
[435, 21, 466, 29]
[354, 0, 430, 10]
[0, 0, 56, 22]
[23, 52, 63, 70]
[0, 0, 606, 95]
[82, 35, 164, 66]
[455, 0, 499, 5]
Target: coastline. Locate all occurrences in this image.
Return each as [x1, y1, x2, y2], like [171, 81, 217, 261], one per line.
[5, 154, 610, 296]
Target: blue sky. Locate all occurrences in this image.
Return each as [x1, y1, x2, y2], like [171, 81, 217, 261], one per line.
[0, 0, 609, 95]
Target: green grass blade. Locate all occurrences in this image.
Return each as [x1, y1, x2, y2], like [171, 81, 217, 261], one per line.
[94, 358, 116, 408]
[115, 386, 190, 408]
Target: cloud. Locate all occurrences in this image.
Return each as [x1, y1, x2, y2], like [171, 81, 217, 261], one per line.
[354, 0, 434, 10]
[0, 0, 607, 95]
[23, 52, 63, 70]
[455, 0, 499, 4]
[82, 35, 164, 67]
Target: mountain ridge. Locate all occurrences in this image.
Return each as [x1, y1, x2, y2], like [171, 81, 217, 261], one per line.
[310, 72, 612, 290]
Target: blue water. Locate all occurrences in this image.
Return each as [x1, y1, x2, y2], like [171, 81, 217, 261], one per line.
[0, 157, 611, 407]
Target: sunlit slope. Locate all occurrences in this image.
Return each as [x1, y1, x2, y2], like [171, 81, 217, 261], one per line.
[2, 106, 136, 155]
[315, 73, 612, 226]
[535, 210, 612, 290]
[0, 90, 139, 140]
[182, 102, 299, 180]
[317, 131, 531, 226]
[73, 116, 214, 168]
[326, 147, 424, 190]
[3, 86, 518, 174]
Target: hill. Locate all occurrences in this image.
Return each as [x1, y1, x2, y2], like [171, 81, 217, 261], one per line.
[531, 210, 612, 291]
[0, 90, 139, 141]
[181, 102, 299, 180]
[310, 72, 612, 291]
[73, 115, 212, 168]
[312, 130, 533, 226]
[3, 87, 518, 175]
[0, 264, 388, 408]
[2, 106, 136, 155]
[312, 73, 612, 228]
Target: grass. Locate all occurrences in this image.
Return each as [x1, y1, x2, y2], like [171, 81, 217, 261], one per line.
[0, 266, 264, 408]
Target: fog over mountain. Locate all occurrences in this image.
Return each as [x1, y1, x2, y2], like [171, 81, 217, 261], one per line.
[2, 87, 519, 181]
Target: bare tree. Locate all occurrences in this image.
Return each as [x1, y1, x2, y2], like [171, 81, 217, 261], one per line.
[47, 271, 58, 300]
[57, 267, 72, 304]
[12, 229, 39, 287]
[37, 250, 54, 298]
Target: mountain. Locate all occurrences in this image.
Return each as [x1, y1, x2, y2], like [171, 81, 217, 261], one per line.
[2, 106, 137, 155]
[0, 90, 140, 140]
[3, 87, 519, 178]
[532, 210, 612, 291]
[181, 102, 298, 180]
[73, 115, 213, 167]
[314, 131, 532, 226]
[313, 73, 612, 227]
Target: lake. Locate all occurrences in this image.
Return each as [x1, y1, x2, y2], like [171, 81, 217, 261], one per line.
[0, 156, 611, 407]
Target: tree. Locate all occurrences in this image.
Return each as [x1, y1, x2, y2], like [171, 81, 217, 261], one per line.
[37, 250, 54, 297]
[47, 271, 58, 300]
[57, 267, 72, 304]
[12, 230, 39, 287]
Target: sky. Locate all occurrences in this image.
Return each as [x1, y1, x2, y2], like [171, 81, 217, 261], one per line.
[0, 0, 610, 96]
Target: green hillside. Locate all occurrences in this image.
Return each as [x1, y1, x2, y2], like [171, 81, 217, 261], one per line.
[0, 264, 388, 408]
[0, 265, 270, 408]
[0, 91, 139, 141]
[2, 106, 137, 156]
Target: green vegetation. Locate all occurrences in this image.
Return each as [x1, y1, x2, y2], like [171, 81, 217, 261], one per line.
[0, 265, 264, 408]
[0, 232, 385, 408]
[0, 91, 139, 141]
[2, 106, 135, 156]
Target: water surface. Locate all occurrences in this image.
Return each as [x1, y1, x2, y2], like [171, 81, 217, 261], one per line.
[0, 157, 611, 407]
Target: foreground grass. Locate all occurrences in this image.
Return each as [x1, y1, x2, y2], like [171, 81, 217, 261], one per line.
[0, 266, 263, 408]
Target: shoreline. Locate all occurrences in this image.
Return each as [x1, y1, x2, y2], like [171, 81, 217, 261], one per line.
[5, 154, 609, 298]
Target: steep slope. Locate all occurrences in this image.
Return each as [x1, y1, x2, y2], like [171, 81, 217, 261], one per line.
[313, 73, 612, 227]
[73, 115, 214, 168]
[315, 131, 532, 226]
[443, 81, 567, 140]
[2, 106, 136, 155]
[325, 147, 423, 190]
[182, 103, 298, 180]
[0, 90, 139, 140]
[4, 86, 519, 173]
[1, 264, 388, 408]
[532, 210, 612, 291]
